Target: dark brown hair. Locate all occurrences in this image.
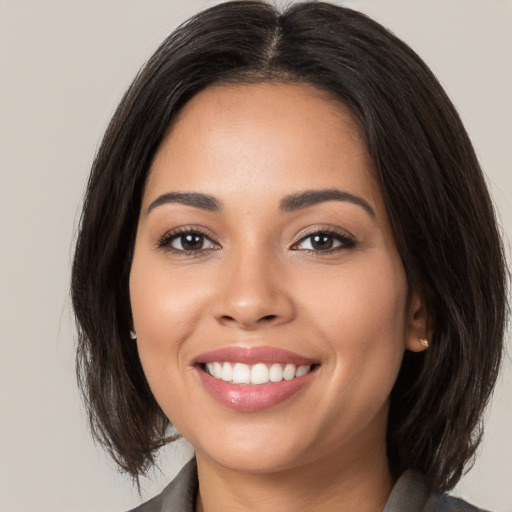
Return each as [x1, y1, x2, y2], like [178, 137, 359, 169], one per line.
[71, 0, 507, 492]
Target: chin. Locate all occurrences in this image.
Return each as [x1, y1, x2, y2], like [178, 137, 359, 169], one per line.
[186, 415, 330, 476]
[197, 442, 307, 475]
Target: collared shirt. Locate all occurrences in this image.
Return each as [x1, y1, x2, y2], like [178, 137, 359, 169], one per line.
[128, 459, 488, 512]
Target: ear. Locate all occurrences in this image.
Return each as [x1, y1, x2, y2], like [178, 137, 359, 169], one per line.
[405, 289, 431, 353]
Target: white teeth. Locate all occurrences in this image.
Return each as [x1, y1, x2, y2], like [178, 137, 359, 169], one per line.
[204, 362, 313, 384]
[250, 363, 269, 384]
[296, 365, 310, 377]
[213, 362, 223, 379]
[221, 362, 233, 382]
[232, 363, 251, 384]
[269, 363, 283, 382]
[283, 364, 296, 381]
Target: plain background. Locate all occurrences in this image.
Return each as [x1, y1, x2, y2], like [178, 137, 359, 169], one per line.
[0, 1, 510, 511]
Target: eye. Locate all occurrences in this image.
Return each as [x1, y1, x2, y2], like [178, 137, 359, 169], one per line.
[158, 229, 218, 254]
[292, 230, 356, 252]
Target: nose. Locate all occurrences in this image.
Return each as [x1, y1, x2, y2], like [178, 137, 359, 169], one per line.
[212, 249, 295, 330]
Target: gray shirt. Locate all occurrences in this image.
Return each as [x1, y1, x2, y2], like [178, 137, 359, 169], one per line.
[128, 459, 488, 512]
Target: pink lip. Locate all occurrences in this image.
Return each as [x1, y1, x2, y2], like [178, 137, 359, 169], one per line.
[193, 346, 317, 366]
[196, 368, 317, 412]
[193, 346, 319, 412]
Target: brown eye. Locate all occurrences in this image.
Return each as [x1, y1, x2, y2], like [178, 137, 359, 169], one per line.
[179, 233, 204, 251]
[166, 231, 217, 252]
[310, 234, 334, 250]
[293, 231, 356, 252]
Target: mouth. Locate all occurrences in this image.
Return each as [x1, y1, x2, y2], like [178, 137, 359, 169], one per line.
[201, 361, 317, 385]
[193, 346, 320, 412]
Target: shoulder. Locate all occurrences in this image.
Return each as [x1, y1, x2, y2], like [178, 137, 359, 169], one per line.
[126, 462, 491, 512]
[424, 493, 491, 512]
[384, 470, 492, 512]
[125, 458, 198, 512]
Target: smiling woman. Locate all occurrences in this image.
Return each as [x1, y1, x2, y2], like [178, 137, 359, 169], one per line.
[131, 83, 414, 486]
[71, 2, 506, 512]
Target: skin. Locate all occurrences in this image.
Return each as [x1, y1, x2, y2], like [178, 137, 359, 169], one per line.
[130, 82, 428, 512]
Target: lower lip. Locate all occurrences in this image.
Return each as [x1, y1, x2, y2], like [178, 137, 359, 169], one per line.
[196, 367, 316, 412]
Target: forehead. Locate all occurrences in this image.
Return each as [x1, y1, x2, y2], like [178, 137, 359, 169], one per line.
[144, 81, 380, 211]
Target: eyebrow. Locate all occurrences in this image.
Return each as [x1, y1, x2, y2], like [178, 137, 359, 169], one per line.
[147, 192, 222, 214]
[279, 188, 375, 217]
[146, 188, 375, 218]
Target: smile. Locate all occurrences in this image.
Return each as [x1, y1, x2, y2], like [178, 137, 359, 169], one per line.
[204, 362, 313, 384]
[194, 346, 319, 412]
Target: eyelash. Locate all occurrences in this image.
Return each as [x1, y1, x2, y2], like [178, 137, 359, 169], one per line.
[157, 227, 220, 256]
[291, 227, 356, 254]
[157, 227, 356, 256]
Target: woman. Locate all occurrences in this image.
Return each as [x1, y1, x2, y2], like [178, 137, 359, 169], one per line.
[71, 2, 506, 511]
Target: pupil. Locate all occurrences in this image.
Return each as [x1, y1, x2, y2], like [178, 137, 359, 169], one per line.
[312, 234, 333, 250]
[182, 233, 203, 250]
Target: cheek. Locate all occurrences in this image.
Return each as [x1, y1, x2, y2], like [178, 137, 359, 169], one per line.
[301, 257, 407, 333]
[340, 276, 407, 347]
[129, 255, 210, 387]
[299, 257, 408, 394]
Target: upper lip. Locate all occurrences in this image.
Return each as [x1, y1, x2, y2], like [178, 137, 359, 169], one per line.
[193, 346, 319, 366]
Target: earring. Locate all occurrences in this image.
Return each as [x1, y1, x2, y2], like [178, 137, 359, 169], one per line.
[419, 338, 429, 348]
[130, 330, 138, 341]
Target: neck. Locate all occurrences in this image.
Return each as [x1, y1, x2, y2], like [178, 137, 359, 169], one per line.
[195, 437, 394, 512]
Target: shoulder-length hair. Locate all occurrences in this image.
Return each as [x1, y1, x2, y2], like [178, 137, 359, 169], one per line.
[71, 0, 506, 492]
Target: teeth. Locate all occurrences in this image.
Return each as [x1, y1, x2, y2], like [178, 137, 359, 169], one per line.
[295, 364, 309, 377]
[251, 363, 269, 384]
[283, 364, 296, 381]
[213, 362, 223, 379]
[269, 363, 283, 382]
[204, 362, 312, 384]
[232, 363, 250, 384]
[221, 362, 233, 382]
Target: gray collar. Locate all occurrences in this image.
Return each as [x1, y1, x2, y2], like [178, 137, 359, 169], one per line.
[382, 469, 430, 512]
[127, 459, 198, 512]
[128, 459, 481, 512]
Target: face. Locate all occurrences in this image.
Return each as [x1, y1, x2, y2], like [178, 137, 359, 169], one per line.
[130, 82, 426, 474]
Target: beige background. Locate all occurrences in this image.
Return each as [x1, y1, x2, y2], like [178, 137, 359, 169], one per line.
[0, 1, 510, 511]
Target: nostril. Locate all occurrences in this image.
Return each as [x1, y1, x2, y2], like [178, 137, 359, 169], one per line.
[220, 314, 277, 325]
[221, 314, 277, 323]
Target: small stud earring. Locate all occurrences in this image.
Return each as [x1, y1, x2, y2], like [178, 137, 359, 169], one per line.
[130, 330, 138, 341]
[419, 338, 429, 348]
